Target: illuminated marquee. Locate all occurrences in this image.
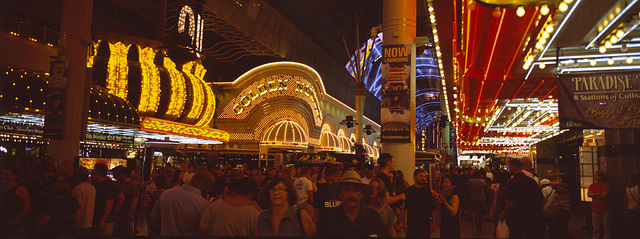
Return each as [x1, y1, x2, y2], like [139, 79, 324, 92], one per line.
[221, 74, 323, 125]
[141, 117, 229, 143]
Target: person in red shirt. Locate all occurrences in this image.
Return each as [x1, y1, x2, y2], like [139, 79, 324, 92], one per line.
[588, 171, 611, 239]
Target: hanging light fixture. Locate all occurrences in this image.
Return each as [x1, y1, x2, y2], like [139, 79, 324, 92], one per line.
[516, 6, 526, 17]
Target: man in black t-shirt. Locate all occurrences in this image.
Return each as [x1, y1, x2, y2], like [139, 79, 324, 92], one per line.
[503, 159, 544, 239]
[316, 170, 389, 237]
[91, 163, 117, 236]
[375, 153, 405, 205]
[405, 169, 437, 238]
[112, 166, 139, 236]
[312, 165, 342, 223]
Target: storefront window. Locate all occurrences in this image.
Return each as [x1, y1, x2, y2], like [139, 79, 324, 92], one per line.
[579, 129, 605, 202]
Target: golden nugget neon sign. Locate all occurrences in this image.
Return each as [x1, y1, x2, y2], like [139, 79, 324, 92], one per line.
[231, 77, 322, 121]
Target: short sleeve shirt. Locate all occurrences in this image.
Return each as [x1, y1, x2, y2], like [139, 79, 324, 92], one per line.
[199, 198, 260, 236]
[316, 206, 390, 238]
[405, 185, 436, 226]
[312, 183, 341, 212]
[589, 182, 611, 212]
[93, 178, 117, 224]
[294, 177, 313, 204]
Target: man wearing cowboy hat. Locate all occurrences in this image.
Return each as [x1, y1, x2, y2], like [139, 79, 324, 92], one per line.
[316, 170, 389, 238]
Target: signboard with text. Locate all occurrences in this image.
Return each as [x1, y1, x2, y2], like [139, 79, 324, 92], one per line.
[44, 61, 67, 138]
[381, 44, 411, 143]
[557, 71, 640, 129]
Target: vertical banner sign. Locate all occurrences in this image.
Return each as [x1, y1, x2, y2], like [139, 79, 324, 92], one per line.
[381, 44, 411, 143]
[558, 71, 640, 129]
[44, 61, 68, 138]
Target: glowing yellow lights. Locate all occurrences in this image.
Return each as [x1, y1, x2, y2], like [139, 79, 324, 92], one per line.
[608, 58, 614, 65]
[178, 5, 196, 37]
[610, 35, 618, 44]
[141, 117, 229, 143]
[599, 46, 606, 53]
[182, 61, 216, 127]
[541, 4, 550, 15]
[137, 46, 161, 114]
[590, 59, 597, 66]
[564, 0, 573, 3]
[616, 29, 624, 38]
[516, 6, 525, 17]
[539, 38, 546, 44]
[559, 2, 568, 12]
[539, 62, 546, 69]
[546, 25, 554, 33]
[627, 56, 633, 63]
[182, 61, 206, 122]
[164, 57, 187, 120]
[87, 40, 102, 68]
[106, 42, 131, 100]
[604, 41, 612, 49]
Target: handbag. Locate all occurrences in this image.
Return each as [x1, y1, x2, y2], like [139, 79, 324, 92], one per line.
[496, 219, 509, 238]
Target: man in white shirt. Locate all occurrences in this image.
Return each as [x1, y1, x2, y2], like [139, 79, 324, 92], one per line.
[72, 167, 95, 236]
[520, 157, 540, 185]
[150, 169, 215, 236]
[295, 167, 314, 215]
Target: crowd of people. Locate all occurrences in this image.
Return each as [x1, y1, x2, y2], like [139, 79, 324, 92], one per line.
[1, 154, 640, 238]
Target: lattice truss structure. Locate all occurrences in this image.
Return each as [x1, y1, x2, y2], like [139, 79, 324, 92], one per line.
[165, 0, 282, 62]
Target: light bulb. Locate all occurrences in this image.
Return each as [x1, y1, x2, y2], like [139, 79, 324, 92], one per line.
[523, 63, 530, 70]
[539, 62, 546, 69]
[539, 38, 546, 44]
[517, 6, 525, 17]
[611, 35, 618, 44]
[536, 43, 543, 49]
[546, 25, 554, 33]
[590, 59, 596, 66]
[627, 56, 633, 64]
[542, 32, 550, 38]
[608, 58, 614, 65]
[564, 0, 573, 3]
[605, 41, 612, 48]
[599, 46, 606, 53]
[541, 4, 550, 15]
[493, 7, 502, 17]
[559, 3, 568, 12]
[617, 29, 624, 38]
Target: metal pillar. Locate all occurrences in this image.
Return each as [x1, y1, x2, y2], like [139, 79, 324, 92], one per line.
[48, 0, 93, 165]
[381, 0, 416, 184]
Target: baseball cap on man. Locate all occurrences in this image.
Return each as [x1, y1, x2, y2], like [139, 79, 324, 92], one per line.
[329, 170, 373, 196]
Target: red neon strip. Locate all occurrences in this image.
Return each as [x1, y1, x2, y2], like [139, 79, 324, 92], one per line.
[525, 79, 544, 102]
[474, 8, 505, 118]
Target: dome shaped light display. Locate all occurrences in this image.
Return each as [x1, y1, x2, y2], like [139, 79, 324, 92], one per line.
[260, 120, 308, 148]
